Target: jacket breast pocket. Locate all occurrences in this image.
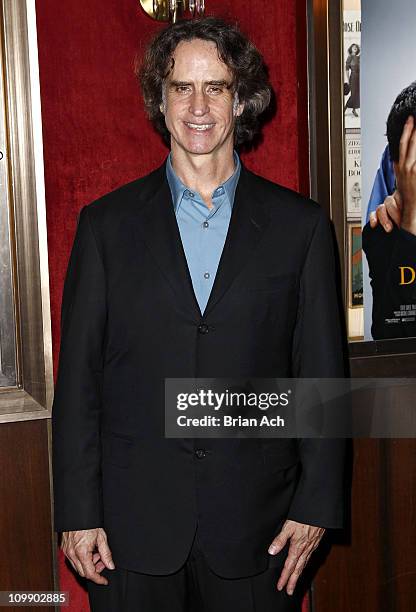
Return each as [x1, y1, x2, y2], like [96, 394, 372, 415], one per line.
[101, 431, 134, 468]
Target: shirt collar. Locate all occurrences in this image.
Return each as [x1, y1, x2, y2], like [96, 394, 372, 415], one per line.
[166, 151, 241, 214]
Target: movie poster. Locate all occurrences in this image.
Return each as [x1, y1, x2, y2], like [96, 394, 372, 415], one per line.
[361, 0, 416, 341]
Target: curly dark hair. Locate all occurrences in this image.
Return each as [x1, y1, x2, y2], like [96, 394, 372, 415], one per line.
[136, 17, 272, 147]
[386, 81, 416, 162]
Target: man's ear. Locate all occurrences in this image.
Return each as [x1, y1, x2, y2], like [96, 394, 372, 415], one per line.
[233, 93, 244, 117]
[235, 102, 245, 117]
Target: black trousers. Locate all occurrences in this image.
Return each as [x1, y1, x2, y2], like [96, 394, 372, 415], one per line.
[87, 528, 302, 612]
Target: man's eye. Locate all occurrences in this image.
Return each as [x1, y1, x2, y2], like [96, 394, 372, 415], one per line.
[207, 86, 222, 94]
[176, 86, 191, 93]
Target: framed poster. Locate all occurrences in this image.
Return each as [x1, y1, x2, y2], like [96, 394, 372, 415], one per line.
[307, 0, 416, 367]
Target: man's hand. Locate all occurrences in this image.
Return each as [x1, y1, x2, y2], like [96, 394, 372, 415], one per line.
[268, 520, 325, 595]
[61, 528, 115, 585]
[395, 115, 416, 235]
[369, 190, 402, 232]
[370, 116, 416, 235]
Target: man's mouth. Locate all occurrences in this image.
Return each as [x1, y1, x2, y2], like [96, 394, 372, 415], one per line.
[184, 122, 215, 131]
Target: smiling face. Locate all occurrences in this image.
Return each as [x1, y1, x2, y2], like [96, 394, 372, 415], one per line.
[161, 38, 244, 158]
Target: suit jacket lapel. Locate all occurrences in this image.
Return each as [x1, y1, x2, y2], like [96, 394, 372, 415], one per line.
[203, 164, 270, 317]
[132, 162, 202, 320]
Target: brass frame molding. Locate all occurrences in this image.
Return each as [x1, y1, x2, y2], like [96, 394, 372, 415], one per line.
[0, 0, 53, 423]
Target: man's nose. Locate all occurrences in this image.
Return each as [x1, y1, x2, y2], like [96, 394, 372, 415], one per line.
[189, 90, 209, 116]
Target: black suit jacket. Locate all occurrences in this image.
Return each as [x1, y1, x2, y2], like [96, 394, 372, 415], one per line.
[362, 222, 416, 339]
[52, 161, 346, 578]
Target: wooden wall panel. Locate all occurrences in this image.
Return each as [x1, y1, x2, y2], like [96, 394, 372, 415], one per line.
[0, 419, 54, 612]
[314, 438, 416, 611]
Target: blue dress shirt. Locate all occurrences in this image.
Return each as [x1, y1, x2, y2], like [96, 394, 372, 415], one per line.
[166, 152, 241, 315]
[366, 145, 396, 222]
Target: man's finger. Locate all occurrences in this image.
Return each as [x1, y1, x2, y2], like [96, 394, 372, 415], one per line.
[376, 203, 393, 232]
[369, 211, 378, 228]
[285, 549, 313, 595]
[276, 539, 305, 591]
[385, 194, 402, 226]
[62, 543, 85, 578]
[67, 550, 85, 578]
[268, 520, 296, 555]
[78, 549, 109, 585]
[92, 550, 106, 572]
[404, 125, 416, 170]
[389, 190, 403, 211]
[276, 553, 298, 591]
[92, 552, 101, 564]
[95, 561, 106, 573]
[371, 191, 403, 231]
[97, 532, 116, 570]
[268, 532, 288, 555]
[285, 565, 302, 596]
[399, 115, 414, 166]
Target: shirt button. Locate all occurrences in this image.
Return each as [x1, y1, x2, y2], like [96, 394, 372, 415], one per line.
[195, 449, 207, 459]
[203, 221, 209, 228]
[198, 323, 209, 334]
[204, 272, 210, 279]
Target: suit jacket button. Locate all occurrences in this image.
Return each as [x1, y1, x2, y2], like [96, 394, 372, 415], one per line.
[198, 323, 209, 334]
[195, 449, 207, 459]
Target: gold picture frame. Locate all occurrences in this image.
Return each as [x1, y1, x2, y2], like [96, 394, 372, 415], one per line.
[0, 0, 53, 423]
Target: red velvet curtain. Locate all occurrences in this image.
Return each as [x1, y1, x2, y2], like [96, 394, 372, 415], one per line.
[35, 1, 309, 609]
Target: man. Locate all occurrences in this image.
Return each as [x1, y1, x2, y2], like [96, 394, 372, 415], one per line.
[53, 17, 346, 612]
[362, 83, 416, 339]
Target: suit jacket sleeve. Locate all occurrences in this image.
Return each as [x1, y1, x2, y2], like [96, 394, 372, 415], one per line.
[362, 222, 416, 339]
[287, 207, 346, 528]
[52, 205, 106, 532]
